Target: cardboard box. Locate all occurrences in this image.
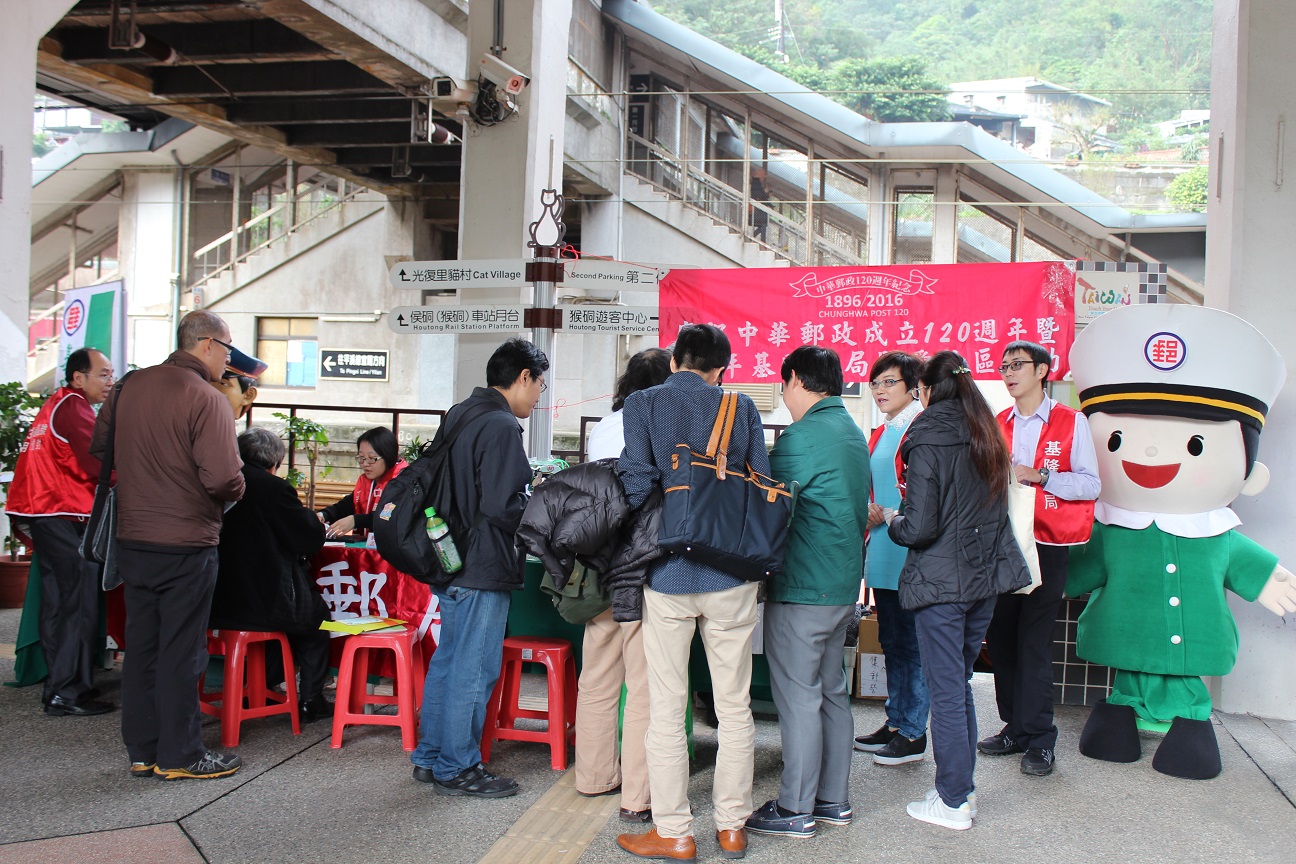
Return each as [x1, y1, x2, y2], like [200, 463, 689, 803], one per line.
[858, 616, 883, 654]
[855, 616, 888, 698]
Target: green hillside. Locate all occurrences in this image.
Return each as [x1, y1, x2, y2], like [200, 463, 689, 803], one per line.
[648, 0, 1212, 124]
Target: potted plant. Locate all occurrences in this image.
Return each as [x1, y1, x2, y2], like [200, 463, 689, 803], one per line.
[274, 412, 333, 510]
[0, 381, 43, 606]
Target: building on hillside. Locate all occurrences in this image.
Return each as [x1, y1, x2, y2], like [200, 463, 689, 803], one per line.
[948, 77, 1112, 161]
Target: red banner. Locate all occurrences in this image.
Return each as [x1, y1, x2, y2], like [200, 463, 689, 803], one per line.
[659, 262, 1076, 383]
[313, 546, 439, 677]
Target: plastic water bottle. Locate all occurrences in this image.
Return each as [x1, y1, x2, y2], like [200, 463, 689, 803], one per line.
[424, 505, 462, 573]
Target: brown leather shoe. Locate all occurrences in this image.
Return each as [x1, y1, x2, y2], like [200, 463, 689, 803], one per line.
[716, 828, 747, 859]
[617, 828, 697, 861]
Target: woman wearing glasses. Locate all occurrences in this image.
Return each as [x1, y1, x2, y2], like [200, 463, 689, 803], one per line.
[853, 351, 931, 767]
[318, 426, 407, 540]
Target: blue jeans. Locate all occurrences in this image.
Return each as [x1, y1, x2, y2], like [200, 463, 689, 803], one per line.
[873, 588, 930, 740]
[411, 585, 511, 781]
[913, 597, 995, 809]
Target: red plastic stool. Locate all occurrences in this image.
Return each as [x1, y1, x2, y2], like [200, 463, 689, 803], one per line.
[331, 624, 425, 752]
[481, 636, 577, 770]
[199, 629, 301, 748]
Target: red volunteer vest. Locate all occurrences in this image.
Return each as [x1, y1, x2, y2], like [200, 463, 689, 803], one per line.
[997, 403, 1094, 546]
[353, 459, 408, 516]
[4, 387, 97, 518]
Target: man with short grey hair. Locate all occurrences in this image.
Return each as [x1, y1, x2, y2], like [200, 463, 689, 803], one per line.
[93, 310, 246, 780]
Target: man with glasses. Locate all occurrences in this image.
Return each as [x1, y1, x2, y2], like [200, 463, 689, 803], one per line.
[6, 348, 115, 717]
[980, 340, 1100, 776]
[92, 311, 246, 781]
[411, 338, 548, 799]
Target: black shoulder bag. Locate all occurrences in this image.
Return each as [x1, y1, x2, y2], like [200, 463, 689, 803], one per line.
[80, 372, 132, 589]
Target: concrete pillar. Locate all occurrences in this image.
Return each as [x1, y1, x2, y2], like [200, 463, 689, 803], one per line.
[1205, 0, 1296, 720]
[0, 3, 75, 387]
[117, 170, 181, 369]
[455, 0, 572, 456]
[932, 164, 959, 264]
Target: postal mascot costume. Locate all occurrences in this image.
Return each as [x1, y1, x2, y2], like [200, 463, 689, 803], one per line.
[1067, 303, 1295, 780]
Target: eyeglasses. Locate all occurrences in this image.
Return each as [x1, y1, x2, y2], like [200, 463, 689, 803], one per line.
[356, 454, 383, 466]
[997, 359, 1036, 375]
[868, 378, 904, 391]
[204, 336, 235, 356]
[536, 377, 548, 393]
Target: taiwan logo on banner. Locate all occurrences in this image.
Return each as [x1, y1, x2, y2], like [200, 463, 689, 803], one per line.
[659, 261, 1076, 383]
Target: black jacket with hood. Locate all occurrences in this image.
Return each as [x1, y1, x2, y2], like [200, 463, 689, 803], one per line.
[887, 398, 1030, 610]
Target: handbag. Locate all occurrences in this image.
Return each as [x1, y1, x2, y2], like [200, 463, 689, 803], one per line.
[657, 391, 793, 580]
[539, 561, 611, 625]
[81, 373, 132, 590]
[1006, 473, 1043, 594]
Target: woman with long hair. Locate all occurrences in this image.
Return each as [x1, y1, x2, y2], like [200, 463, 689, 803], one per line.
[885, 351, 1030, 830]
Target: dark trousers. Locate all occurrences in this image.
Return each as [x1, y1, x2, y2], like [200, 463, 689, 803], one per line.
[29, 517, 98, 703]
[985, 543, 1068, 750]
[262, 630, 331, 703]
[913, 597, 996, 809]
[119, 544, 218, 768]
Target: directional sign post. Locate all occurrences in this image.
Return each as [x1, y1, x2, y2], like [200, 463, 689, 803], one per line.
[319, 349, 389, 382]
[389, 260, 527, 290]
[559, 305, 660, 334]
[558, 258, 663, 288]
[388, 305, 527, 334]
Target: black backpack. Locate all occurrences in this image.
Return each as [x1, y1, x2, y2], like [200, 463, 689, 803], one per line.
[372, 400, 503, 585]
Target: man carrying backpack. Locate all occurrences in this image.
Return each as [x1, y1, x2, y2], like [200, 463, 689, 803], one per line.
[409, 338, 549, 797]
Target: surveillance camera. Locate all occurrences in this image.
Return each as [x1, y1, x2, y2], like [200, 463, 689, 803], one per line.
[479, 54, 530, 95]
[430, 76, 476, 104]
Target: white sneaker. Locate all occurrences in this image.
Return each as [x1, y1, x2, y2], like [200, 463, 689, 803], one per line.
[908, 790, 973, 830]
[921, 787, 977, 818]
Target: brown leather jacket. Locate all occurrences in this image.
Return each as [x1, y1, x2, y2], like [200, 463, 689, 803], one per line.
[91, 350, 244, 548]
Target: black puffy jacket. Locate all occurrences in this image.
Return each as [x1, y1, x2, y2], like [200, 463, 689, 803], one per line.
[888, 398, 1030, 610]
[516, 459, 664, 621]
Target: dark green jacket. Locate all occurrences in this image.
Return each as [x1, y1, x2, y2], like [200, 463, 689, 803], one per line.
[768, 397, 871, 605]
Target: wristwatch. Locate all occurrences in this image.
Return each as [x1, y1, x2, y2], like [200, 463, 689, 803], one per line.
[1038, 466, 1051, 487]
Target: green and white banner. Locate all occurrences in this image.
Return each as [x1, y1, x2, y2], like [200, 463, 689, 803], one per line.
[60, 280, 127, 380]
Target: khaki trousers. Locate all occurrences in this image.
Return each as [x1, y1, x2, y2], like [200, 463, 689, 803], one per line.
[642, 582, 759, 838]
[574, 608, 650, 811]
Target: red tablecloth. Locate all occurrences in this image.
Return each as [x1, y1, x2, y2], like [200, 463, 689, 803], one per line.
[312, 545, 441, 679]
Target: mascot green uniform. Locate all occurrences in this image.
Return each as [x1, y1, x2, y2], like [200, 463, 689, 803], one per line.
[1067, 304, 1295, 780]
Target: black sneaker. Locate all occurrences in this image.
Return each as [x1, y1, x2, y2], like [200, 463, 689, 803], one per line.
[744, 800, 816, 838]
[811, 800, 853, 826]
[873, 732, 927, 765]
[432, 763, 519, 798]
[1021, 747, 1056, 776]
[853, 722, 896, 752]
[44, 695, 114, 716]
[977, 728, 1024, 756]
[155, 751, 242, 781]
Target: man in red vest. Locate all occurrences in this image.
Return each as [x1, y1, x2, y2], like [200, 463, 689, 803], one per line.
[980, 340, 1100, 776]
[5, 348, 115, 716]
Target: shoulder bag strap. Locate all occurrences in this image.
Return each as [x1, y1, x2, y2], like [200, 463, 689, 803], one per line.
[97, 370, 135, 486]
[430, 399, 507, 456]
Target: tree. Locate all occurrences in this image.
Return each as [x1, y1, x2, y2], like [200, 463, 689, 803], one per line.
[1166, 165, 1208, 213]
[829, 57, 951, 122]
[32, 132, 54, 158]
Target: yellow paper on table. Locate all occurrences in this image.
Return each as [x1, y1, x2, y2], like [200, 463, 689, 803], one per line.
[319, 616, 406, 635]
